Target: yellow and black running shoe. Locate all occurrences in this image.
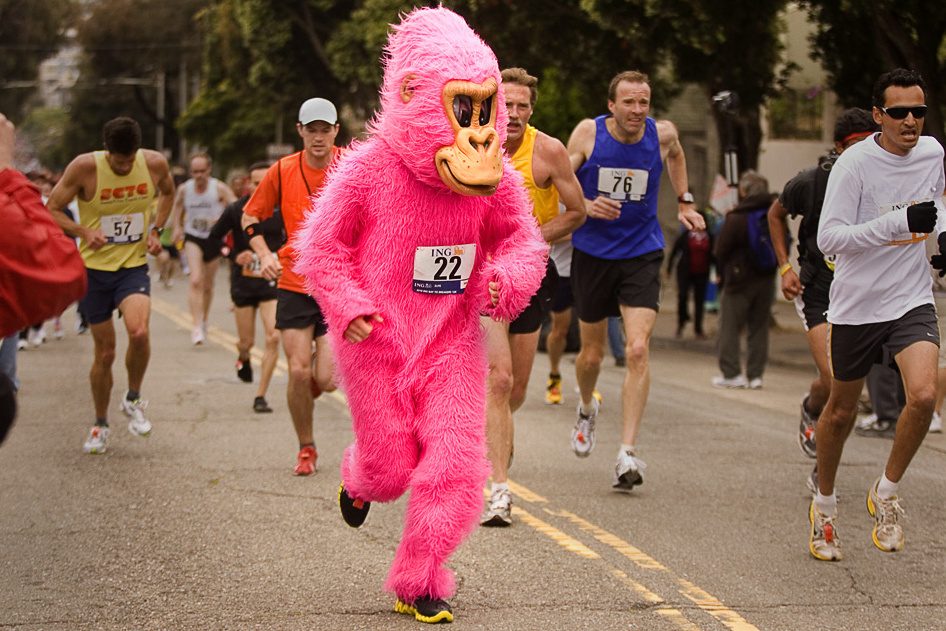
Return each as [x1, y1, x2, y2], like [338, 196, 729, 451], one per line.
[395, 596, 453, 624]
[338, 483, 370, 528]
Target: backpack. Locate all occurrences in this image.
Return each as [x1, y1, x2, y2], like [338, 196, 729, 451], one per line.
[745, 207, 779, 271]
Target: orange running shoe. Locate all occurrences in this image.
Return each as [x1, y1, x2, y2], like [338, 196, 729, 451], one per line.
[293, 445, 318, 476]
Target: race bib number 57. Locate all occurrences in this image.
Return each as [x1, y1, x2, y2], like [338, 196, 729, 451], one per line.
[413, 244, 476, 294]
[598, 167, 649, 202]
[101, 214, 144, 244]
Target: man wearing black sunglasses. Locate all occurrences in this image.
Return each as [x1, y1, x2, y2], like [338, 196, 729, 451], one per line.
[808, 68, 945, 562]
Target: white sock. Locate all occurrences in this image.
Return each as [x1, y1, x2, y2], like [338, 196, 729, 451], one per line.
[619, 443, 635, 457]
[876, 473, 899, 499]
[580, 399, 597, 416]
[491, 481, 509, 495]
[815, 491, 837, 516]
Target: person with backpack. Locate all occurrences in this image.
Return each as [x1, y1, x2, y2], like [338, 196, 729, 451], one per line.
[711, 170, 777, 389]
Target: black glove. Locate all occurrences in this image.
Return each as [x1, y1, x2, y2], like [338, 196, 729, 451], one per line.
[907, 200, 936, 233]
[930, 232, 946, 277]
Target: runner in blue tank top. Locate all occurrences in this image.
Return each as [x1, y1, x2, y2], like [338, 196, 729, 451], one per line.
[565, 70, 704, 491]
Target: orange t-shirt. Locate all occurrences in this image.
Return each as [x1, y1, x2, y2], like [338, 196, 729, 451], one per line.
[243, 148, 340, 293]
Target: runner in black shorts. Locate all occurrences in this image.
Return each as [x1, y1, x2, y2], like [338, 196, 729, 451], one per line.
[768, 107, 878, 462]
[183, 234, 220, 263]
[481, 69, 587, 527]
[209, 161, 283, 413]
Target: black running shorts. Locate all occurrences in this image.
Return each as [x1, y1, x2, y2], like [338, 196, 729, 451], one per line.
[828, 304, 939, 381]
[510, 258, 559, 335]
[79, 265, 150, 325]
[275, 288, 328, 337]
[571, 248, 662, 322]
[184, 234, 222, 263]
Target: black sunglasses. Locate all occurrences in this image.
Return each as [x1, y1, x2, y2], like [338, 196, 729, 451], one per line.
[880, 105, 927, 120]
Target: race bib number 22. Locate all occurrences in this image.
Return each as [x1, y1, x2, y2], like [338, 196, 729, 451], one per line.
[413, 244, 476, 294]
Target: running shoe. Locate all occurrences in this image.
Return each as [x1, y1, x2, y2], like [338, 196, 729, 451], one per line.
[546, 373, 563, 405]
[236, 359, 253, 383]
[798, 395, 818, 459]
[253, 396, 272, 413]
[806, 464, 818, 496]
[395, 596, 454, 624]
[571, 399, 598, 458]
[929, 411, 942, 433]
[711, 374, 748, 389]
[29, 327, 46, 347]
[866, 478, 905, 552]
[293, 445, 317, 476]
[593, 389, 603, 405]
[191, 326, 205, 346]
[82, 426, 109, 454]
[613, 451, 646, 490]
[481, 487, 513, 527]
[338, 483, 371, 527]
[121, 397, 152, 437]
[53, 319, 64, 340]
[854, 414, 896, 438]
[16, 338, 28, 351]
[748, 378, 763, 390]
[808, 498, 841, 561]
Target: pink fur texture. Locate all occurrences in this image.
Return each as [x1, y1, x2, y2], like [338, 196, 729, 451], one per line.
[293, 7, 546, 606]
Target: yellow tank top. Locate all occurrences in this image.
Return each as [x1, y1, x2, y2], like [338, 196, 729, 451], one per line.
[77, 150, 154, 271]
[511, 125, 560, 226]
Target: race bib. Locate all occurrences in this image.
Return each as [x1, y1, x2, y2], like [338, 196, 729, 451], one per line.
[241, 253, 264, 278]
[413, 244, 476, 294]
[598, 167, 649, 202]
[879, 199, 931, 246]
[101, 214, 144, 244]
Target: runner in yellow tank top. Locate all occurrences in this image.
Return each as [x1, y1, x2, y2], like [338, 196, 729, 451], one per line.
[76, 149, 155, 271]
[481, 68, 588, 526]
[46, 117, 175, 455]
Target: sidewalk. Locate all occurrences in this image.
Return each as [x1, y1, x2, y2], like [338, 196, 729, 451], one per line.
[651, 282, 815, 373]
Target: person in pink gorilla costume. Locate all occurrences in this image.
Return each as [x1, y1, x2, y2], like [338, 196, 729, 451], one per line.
[294, 6, 547, 625]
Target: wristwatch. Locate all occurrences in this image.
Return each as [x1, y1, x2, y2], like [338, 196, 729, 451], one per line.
[677, 192, 695, 204]
[151, 226, 165, 236]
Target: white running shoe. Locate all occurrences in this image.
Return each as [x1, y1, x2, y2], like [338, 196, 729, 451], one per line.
[747, 378, 763, 390]
[191, 326, 205, 346]
[121, 397, 152, 437]
[83, 426, 109, 454]
[711, 374, 748, 389]
[481, 487, 513, 527]
[29, 327, 46, 347]
[17, 338, 28, 351]
[613, 451, 647, 490]
[571, 398, 598, 458]
[929, 411, 942, 434]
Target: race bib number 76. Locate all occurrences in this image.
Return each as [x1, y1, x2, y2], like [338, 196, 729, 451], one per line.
[598, 167, 649, 202]
[413, 244, 476, 294]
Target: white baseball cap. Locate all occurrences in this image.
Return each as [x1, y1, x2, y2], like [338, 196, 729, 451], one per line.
[298, 98, 338, 125]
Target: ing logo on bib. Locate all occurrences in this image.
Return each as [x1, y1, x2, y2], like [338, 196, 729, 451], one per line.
[413, 244, 476, 294]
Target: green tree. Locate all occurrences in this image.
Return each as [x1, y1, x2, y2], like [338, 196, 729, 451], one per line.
[801, 0, 945, 144]
[0, 0, 79, 121]
[64, 0, 204, 164]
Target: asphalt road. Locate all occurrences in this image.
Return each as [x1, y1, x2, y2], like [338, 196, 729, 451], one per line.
[2, 270, 945, 630]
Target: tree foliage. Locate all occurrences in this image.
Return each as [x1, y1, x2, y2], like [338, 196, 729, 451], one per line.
[801, 0, 946, 144]
[64, 0, 204, 164]
[0, 0, 79, 121]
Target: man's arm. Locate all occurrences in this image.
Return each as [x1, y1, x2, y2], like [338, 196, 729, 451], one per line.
[767, 198, 801, 299]
[217, 180, 237, 206]
[45, 156, 108, 250]
[241, 166, 281, 281]
[566, 118, 621, 221]
[146, 150, 174, 256]
[169, 185, 187, 244]
[657, 119, 704, 232]
[536, 133, 586, 243]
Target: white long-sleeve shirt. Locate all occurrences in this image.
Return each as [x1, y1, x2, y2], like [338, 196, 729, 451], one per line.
[818, 134, 946, 325]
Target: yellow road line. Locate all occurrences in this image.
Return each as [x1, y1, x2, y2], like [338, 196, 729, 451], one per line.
[151, 296, 352, 407]
[511, 506, 599, 558]
[153, 295, 753, 630]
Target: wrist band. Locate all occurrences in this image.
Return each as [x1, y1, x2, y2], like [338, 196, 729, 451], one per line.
[779, 263, 792, 277]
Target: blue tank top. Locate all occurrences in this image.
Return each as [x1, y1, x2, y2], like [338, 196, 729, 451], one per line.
[574, 116, 664, 260]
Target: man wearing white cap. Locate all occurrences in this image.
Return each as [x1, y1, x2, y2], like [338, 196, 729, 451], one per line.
[242, 98, 342, 475]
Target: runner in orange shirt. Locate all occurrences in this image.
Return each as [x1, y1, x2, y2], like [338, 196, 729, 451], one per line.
[241, 98, 340, 475]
